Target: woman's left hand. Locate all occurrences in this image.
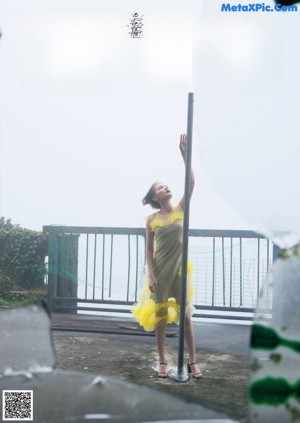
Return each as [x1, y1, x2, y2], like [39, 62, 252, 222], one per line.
[179, 133, 187, 158]
[178, 132, 195, 208]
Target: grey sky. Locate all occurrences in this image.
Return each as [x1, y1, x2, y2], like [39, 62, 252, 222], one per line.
[194, 2, 300, 247]
[0, 0, 299, 247]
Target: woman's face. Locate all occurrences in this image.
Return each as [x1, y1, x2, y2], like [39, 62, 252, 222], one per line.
[153, 183, 172, 204]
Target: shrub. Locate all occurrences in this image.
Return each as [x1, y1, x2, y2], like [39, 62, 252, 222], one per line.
[0, 217, 48, 295]
[0, 271, 18, 301]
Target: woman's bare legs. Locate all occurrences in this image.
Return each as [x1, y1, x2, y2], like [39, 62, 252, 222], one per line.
[155, 308, 168, 377]
[184, 315, 196, 362]
[155, 323, 167, 357]
[184, 315, 202, 378]
[154, 311, 201, 378]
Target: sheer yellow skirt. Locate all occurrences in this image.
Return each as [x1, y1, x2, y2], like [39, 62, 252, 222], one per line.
[132, 261, 194, 332]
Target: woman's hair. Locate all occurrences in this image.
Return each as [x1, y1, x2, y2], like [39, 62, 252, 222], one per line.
[142, 181, 161, 209]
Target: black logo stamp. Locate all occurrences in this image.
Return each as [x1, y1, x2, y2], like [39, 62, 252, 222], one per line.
[128, 13, 144, 38]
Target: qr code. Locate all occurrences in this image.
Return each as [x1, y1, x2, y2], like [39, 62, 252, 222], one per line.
[2, 390, 33, 421]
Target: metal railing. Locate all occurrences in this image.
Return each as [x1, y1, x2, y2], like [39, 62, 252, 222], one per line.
[43, 225, 279, 320]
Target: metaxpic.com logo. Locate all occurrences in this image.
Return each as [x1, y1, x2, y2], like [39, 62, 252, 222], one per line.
[221, 2, 298, 12]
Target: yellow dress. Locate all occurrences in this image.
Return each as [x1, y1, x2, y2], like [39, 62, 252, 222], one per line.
[132, 203, 194, 331]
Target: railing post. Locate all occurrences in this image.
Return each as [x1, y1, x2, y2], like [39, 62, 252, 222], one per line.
[56, 233, 79, 313]
[272, 243, 281, 262]
[271, 242, 281, 315]
[47, 233, 58, 313]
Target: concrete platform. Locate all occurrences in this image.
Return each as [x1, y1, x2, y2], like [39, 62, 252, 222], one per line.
[51, 313, 251, 422]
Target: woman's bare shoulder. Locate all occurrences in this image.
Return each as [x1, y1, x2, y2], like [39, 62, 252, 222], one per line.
[145, 211, 158, 225]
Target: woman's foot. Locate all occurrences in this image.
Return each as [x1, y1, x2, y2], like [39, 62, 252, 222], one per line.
[187, 361, 203, 379]
[158, 362, 168, 378]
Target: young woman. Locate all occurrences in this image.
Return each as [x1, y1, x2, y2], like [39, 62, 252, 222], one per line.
[132, 133, 202, 379]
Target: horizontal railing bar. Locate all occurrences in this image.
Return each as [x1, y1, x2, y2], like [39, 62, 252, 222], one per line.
[193, 313, 254, 321]
[194, 305, 255, 313]
[52, 306, 257, 320]
[43, 225, 277, 240]
[52, 298, 135, 305]
[53, 306, 134, 313]
[51, 297, 269, 314]
[197, 306, 272, 314]
[51, 326, 156, 336]
[43, 226, 145, 236]
[188, 229, 267, 239]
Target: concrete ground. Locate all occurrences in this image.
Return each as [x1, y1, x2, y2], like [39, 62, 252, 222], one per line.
[51, 314, 251, 422]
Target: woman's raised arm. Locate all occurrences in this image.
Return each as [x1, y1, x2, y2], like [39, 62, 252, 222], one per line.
[179, 133, 195, 210]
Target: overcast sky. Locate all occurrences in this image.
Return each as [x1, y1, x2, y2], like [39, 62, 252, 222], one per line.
[0, 0, 299, 247]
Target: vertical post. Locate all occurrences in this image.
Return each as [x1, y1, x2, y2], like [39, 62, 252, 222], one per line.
[109, 235, 114, 297]
[257, 238, 260, 301]
[135, 235, 139, 300]
[126, 235, 131, 302]
[212, 237, 216, 306]
[47, 233, 59, 313]
[93, 234, 97, 300]
[222, 237, 226, 306]
[56, 233, 79, 313]
[272, 243, 281, 262]
[230, 237, 233, 307]
[101, 235, 105, 300]
[271, 242, 281, 313]
[240, 238, 243, 306]
[176, 92, 194, 380]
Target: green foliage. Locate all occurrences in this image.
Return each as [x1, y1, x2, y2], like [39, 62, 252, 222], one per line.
[0, 272, 18, 301]
[0, 262, 47, 305]
[279, 244, 300, 259]
[0, 217, 48, 299]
